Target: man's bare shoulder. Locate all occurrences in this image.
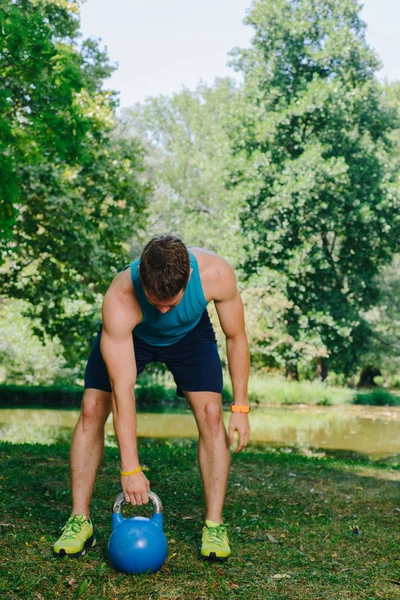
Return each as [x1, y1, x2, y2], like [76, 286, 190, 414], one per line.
[104, 268, 135, 299]
[190, 247, 229, 269]
[103, 268, 142, 332]
[190, 247, 236, 302]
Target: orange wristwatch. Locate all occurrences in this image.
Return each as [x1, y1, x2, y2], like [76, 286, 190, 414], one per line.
[230, 403, 250, 413]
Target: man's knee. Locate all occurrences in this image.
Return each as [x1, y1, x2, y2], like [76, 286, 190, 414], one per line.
[197, 401, 225, 437]
[79, 388, 112, 430]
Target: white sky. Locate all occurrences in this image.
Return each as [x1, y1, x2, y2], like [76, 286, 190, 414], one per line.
[79, 0, 400, 108]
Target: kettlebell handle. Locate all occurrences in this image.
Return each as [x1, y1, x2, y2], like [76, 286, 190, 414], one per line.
[112, 491, 163, 515]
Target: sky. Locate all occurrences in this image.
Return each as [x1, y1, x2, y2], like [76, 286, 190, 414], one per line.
[79, 0, 400, 109]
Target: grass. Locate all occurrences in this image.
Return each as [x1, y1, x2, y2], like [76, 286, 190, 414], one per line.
[245, 374, 354, 406]
[1, 439, 399, 599]
[135, 373, 356, 408]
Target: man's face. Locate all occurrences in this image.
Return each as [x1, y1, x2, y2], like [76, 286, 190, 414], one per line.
[144, 289, 185, 313]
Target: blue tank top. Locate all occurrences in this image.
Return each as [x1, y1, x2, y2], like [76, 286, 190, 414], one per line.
[130, 251, 208, 346]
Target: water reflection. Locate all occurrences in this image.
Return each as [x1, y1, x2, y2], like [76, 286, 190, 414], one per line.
[0, 405, 399, 459]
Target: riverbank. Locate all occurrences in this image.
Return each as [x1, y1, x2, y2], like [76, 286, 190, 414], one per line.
[1, 440, 399, 599]
[2, 374, 396, 409]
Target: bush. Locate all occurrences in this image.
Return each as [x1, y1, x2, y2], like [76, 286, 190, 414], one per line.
[135, 383, 176, 405]
[353, 388, 400, 406]
[0, 380, 234, 410]
[387, 373, 400, 389]
[0, 384, 82, 408]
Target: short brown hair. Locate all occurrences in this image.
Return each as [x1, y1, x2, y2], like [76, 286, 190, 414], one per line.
[139, 235, 190, 299]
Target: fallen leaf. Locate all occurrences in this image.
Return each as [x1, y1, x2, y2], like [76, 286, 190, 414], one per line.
[266, 532, 278, 543]
[77, 579, 89, 597]
[272, 574, 291, 579]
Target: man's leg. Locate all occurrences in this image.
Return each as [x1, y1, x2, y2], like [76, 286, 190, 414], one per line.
[184, 390, 231, 559]
[70, 388, 112, 518]
[184, 391, 230, 523]
[53, 387, 111, 556]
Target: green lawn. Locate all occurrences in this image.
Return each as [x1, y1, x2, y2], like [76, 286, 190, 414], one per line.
[0, 440, 399, 599]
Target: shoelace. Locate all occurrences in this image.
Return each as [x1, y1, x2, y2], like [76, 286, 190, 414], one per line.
[59, 515, 87, 540]
[206, 524, 228, 547]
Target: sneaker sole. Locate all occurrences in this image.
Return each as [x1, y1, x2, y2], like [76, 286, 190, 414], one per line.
[55, 534, 97, 558]
[199, 551, 230, 562]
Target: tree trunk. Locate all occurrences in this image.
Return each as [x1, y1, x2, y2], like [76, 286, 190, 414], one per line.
[357, 366, 381, 388]
[285, 364, 299, 380]
[316, 358, 328, 381]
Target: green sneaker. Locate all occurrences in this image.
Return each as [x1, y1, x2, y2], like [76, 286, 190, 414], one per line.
[53, 514, 96, 557]
[200, 520, 231, 560]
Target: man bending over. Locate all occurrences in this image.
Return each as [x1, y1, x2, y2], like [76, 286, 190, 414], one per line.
[53, 235, 250, 560]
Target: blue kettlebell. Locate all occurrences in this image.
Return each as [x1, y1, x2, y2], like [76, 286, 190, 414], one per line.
[108, 491, 168, 574]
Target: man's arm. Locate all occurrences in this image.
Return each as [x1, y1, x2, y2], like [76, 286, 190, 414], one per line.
[100, 269, 150, 505]
[212, 258, 251, 453]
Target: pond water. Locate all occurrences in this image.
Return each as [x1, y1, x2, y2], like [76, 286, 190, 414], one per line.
[1, 404, 400, 460]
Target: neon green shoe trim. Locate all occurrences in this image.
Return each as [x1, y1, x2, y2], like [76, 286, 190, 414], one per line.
[200, 520, 231, 560]
[53, 514, 96, 557]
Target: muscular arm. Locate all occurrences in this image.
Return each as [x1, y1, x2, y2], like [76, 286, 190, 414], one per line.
[100, 269, 149, 504]
[212, 258, 251, 452]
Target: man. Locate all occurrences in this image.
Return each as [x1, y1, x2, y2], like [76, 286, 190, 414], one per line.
[53, 235, 250, 560]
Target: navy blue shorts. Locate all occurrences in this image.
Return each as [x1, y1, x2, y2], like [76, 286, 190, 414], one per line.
[84, 310, 223, 398]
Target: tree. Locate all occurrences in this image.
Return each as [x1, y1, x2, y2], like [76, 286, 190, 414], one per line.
[0, 298, 70, 385]
[362, 256, 400, 380]
[0, 0, 148, 367]
[122, 79, 243, 266]
[357, 84, 400, 383]
[229, 0, 400, 376]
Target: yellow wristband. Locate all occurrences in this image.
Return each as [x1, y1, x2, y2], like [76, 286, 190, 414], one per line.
[120, 467, 142, 477]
